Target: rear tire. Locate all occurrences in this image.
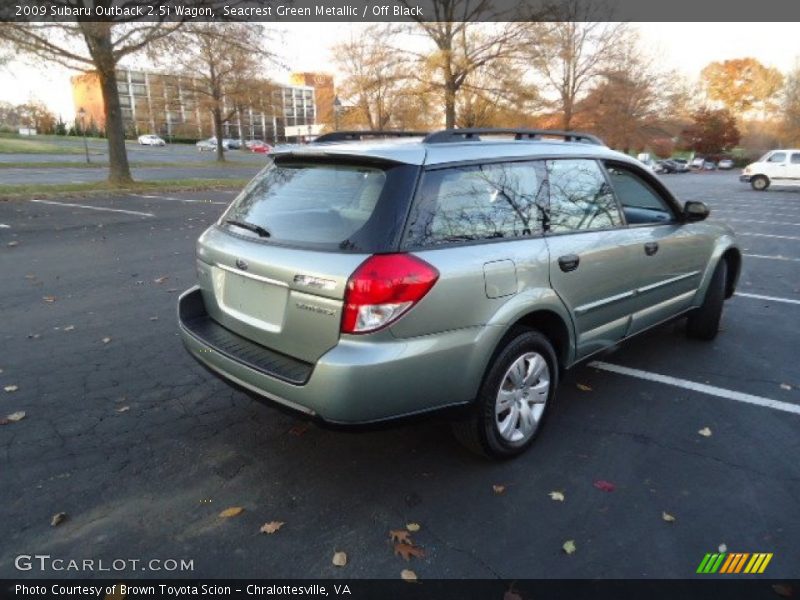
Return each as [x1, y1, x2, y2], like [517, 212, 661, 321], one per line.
[751, 175, 769, 191]
[451, 329, 558, 459]
[686, 258, 727, 340]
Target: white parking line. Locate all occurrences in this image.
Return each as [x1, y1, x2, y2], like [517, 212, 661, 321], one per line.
[30, 199, 154, 217]
[589, 361, 800, 416]
[736, 292, 800, 305]
[744, 253, 800, 262]
[720, 219, 800, 227]
[131, 193, 226, 205]
[738, 232, 800, 241]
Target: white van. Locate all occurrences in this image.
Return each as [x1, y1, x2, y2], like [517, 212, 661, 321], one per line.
[740, 149, 800, 190]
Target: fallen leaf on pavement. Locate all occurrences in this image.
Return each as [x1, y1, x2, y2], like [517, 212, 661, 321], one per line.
[4, 385, 18, 393]
[390, 529, 412, 544]
[698, 427, 712, 437]
[288, 422, 310, 436]
[218, 507, 244, 518]
[101, 337, 112, 344]
[42, 296, 56, 303]
[576, 383, 592, 391]
[116, 406, 130, 413]
[149, 316, 159, 321]
[406, 523, 420, 532]
[593, 480, 615, 492]
[780, 383, 792, 391]
[662, 511, 676, 523]
[7, 241, 19, 247]
[493, 484, 506, 495]
[400, 569, 418, 582]
[719, 543, 727, 553]
[63, 325, 75, 332]
[51, 512, 67, 527]
[394, 543, 425, 561]
[332, 551, 347, 567]
[154, 276, 168, 284]
[562, 540, 576, 555]
[772, 584, 794, 598]
[549, 491, 565, 502]
[6, 411, 25, 422]
[260, 521, 284, 534]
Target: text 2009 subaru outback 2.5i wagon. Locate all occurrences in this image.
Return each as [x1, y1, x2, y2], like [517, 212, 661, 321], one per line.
[178, 128, 741, 458]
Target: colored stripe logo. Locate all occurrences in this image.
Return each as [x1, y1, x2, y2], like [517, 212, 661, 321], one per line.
[697, 552, 773, 574]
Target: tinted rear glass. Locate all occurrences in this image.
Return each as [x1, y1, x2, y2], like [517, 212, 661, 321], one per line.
[220, 158, 418, 252]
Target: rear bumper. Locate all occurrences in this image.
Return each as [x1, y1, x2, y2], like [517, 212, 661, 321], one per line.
[178, 287, 492, 424]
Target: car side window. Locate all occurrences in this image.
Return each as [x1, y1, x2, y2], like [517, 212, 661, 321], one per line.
[768, 152, 787, 163]
[403, 161, 546, 247]
[546, 159, 622, 232]
[791, 153, 800, 164]
[604, 164, 675, 224]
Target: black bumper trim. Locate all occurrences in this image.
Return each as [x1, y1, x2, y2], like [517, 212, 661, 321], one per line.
[178, 288, 313, 385]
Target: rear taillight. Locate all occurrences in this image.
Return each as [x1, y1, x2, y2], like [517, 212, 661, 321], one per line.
[342, 254, 439, 334]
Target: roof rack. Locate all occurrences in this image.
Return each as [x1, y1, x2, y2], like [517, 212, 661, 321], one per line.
[422, 128, 604, 146]
[314, 130, 429, 143]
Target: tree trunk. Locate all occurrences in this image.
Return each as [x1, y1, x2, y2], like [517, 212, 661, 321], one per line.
[84, 25, 133, 185]
[212, 107, 225, 162]
[444, 76, 456, 129]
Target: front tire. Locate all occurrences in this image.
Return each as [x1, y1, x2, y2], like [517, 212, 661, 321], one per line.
[751, 175, 769, 191]
[686, 258, 727, 340]
[451, 329, 558, 459]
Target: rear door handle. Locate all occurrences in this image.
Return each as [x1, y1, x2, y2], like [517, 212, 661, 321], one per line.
[558, 254, 580, 272]
[644, 242, 659, 256]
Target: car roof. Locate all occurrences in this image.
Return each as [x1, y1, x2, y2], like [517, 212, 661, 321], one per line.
[272, 135, 638, 168]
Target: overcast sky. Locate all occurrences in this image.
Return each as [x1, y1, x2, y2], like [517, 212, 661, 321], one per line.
[1, 22, 799, 121]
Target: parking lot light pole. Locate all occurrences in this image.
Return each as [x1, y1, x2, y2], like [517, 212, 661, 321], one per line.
[77, 107, 90, 164]
[333, 96, 342, 131]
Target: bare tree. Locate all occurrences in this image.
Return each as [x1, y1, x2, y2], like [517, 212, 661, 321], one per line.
[149, 23, 280, 162]
[332, 26, 413, 130]
[399, 0, 528, 129]
[0, 13, 186, 184]
[523, 2, 628, 130]
[580, 33, 686, 152]
[783, 61, 800, 145]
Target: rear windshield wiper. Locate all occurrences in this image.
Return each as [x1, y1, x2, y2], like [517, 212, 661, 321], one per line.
[225, 219, 271, 238]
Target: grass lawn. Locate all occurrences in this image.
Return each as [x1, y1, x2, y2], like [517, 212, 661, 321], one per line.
[0, 178, 250, 201]
[0, 137, 87, 155]
[0, 160, 262, 169]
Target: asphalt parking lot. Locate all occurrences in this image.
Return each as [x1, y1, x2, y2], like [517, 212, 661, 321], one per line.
[0, 138, 265, 184]
[0, 171, 798, 580]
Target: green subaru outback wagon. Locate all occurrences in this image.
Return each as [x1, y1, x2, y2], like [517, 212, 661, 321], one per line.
[178, 129, 741, 458]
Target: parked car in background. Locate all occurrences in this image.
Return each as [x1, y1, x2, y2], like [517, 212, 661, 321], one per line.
[671, 158, 690, 172]
[655, 159, 681, 174]
[196, 137, 227, 152]
[178, 128, 741, 458]
[244, 140, 263, 149]
[740, 149, 800, 190]
[717, 158, 735, 170]
[138, 134, 166, 146]
[249, 141, 273, 154]
[225, 139, 242, 150]
[690, 157, 706, 170]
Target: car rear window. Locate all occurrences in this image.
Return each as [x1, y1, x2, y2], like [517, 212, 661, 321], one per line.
[220, 158, 418, 252]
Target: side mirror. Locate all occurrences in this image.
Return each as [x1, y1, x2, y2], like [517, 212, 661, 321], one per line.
[684, 201, 709, 222]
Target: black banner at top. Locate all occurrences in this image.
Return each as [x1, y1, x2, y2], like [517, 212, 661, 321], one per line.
[1, 0, 799, 22]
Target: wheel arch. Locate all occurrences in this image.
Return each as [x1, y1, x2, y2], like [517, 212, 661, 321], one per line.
[721, 246, 742, 298]
[506, 309, 572, 371]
